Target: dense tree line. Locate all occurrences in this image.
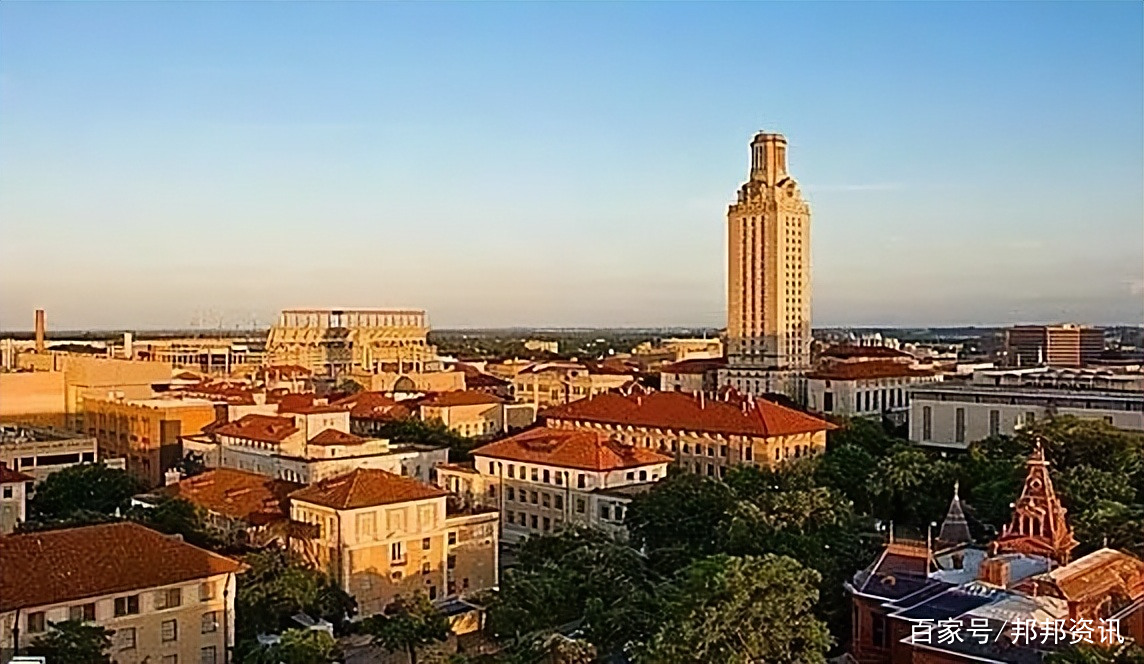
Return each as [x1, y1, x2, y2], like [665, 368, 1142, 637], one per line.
[482, 415, 1143, 662]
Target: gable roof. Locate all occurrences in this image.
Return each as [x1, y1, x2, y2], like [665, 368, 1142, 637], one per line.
[471, 427, 672, 471]
[1033, 548, 1144, 604]
[0, 522, 241, 612]
[159, 468, 302, 525]
[213, 414, 299, 444]
[332, 392, 411, 421]
[289, 469, 448, 510]
[541, 390, 835, 438]
[0, 463, 33, 484]
[308, 429, 365, 446]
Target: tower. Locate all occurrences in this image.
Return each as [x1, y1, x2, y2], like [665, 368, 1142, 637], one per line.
[937, 481, 972, 545]
[720, 132, 812, 401]
[993, 440, 1078, 565]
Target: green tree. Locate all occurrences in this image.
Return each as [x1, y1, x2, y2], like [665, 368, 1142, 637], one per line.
[1046, 643, 1144, 664]
[815, 443, 877, 512]
[128, 496, 217, 549]
[866, 444, 957, 528]
[26, 620, 114, 664]
[239, 628, 341, 664]
[361, 592, 451, 664]
[25, 463, 147, 528]
[625, 471, 737, 571]
[235, 547, 357, 640]
[376, 417, 476, 460]
[488, 526, 662, 655]
[638, 554, 831, 664]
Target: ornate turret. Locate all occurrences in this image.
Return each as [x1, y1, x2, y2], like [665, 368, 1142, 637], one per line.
[938, 481, 972, 545]
[993, 439, 1078, 565]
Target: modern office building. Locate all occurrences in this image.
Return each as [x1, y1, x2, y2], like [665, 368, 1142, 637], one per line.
[1006, 324, 1105, 368]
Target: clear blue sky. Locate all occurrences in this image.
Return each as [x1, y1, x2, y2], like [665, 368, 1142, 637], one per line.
[2, 2, 1141, 330]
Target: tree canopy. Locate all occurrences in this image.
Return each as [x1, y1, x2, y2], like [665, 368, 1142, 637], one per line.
[237, 628, 342, 664]
[361, 592, 451, 664]
[26, 620, 114, 664]
[234, 547, 357, 642]
[25, 462, 147, 529]
[639, 554, 831, 664]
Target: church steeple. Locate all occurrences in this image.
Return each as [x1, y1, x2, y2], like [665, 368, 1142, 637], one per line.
[938, 481, 972, 545]
[993, 439, 1078, 565]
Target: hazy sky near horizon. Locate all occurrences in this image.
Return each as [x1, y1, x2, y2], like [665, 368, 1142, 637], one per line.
[1, 2, 1142, 331]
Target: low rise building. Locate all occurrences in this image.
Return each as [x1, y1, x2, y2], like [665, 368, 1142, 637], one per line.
[184, 409, 447, 485]
[805, 345, 941, 421]
[418, 391, 506, 438]
[540, 389, 835, 476]
[0, 522, 241, 664]
[659, 357, 725, 395]
[85, 397, 221, 486]
[847, 447, 1144, 664]
[0, 424, 98, 482]
[288, 469, 498, 616]
[909, 383, 1144, 450]
[437, 426, 672, 542]
[146, 468, 303, 547]
[511, 361, 637, 408]
[0, 463, 33, 535]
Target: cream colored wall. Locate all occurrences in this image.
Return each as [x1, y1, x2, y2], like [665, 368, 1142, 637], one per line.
[0, 372, 66, 422]
[0, 480, 27, 534]
[0, 572, 236, 664]
[659, 371, 706, 394]
[512, 372, 631, 408]
[423, 403, 504, 438]
[290, 496, 497, 616]
[909, 397, 1144, 448]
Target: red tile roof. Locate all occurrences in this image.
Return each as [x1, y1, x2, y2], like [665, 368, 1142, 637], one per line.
[308, 428, 365, 446]
[455, 363, 510, 388]
[471, 427, 672, 471]
[180, 382, 259, 405]
[0, 463, 33, 484]
[277, 393, 346, 414]
[661, 357, 727, 375]
[332, 392, 411, 421]
[821, 345, 914, 360]
[419, 390, 504, 407]
[0, 522, 241, 612]
[540, 390, 835, 438]
[289, 469, 448, 510]
[807, 361, 935, 381]
[213, 414, 299, 444]
[160, 469, 302, 525]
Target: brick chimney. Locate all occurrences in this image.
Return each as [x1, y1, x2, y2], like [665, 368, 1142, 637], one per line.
[34, 309, 45, 354]
[978, 556, 1010, 587]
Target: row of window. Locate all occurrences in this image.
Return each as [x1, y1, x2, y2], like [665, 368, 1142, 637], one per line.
[25, 582, 218, 635]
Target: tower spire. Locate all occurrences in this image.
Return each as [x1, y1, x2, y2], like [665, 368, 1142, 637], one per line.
[993, 438, 1078, 564]
[938, 481, 972, 545]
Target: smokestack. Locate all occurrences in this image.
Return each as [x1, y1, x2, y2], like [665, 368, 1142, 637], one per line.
[123, 332, 134, 359]
[34, 309, 46, 353]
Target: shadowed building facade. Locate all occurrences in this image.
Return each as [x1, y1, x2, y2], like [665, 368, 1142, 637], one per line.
[719, 132, 812, 402]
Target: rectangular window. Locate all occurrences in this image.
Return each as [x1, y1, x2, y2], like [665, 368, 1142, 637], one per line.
[507, 464, 515, 479]
[989, 410, 1001, 437]
[115, 595, 140, 616]
[542, 469, 550, 483]
[955, 408, 966, 444]
[531, 468, 539, 481]
[201, 646, 218, 664]
[27, 612, 46, 634]
[1, 486, 11, 499]
[530, 491, 538, 505]
[599, 504, 610, 520]
[355, 513, 376, 540]
[530, 515, 538, 529]
[487, 462, 495, 474]
[161, 618, 179, 642]
[1025, 411, 1036, 425]
[199, 581, 216, 602]
[577, 474, 586, 489]
[422, 537, 431, 550]
[69, 602, 96, 622]
[554, 494, 564, 510]
[156, 588, 182, 610]
[117, 627, 137, 650]
[391, 542, 406, 564]
[543, 517, 551, 531]
[506, 487, 515, 501]
[872, 613, 887, 648]
[507, 512, 515, 524]
[745, 446, 753, 461]
[447, 531, 457, 546]
[201, 611, 219, 634]
[576, 498, 586, 514]
[922, 406, 932, 441]
[542, 493, 551, 508]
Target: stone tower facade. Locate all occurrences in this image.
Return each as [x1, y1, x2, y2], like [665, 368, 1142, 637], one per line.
[719, 132, 812, 402]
